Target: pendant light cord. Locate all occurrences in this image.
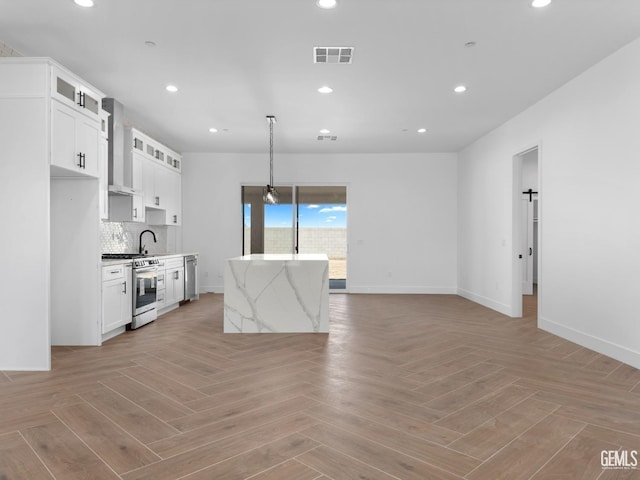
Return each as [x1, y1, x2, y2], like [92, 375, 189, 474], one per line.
[269, 117, 274, 187]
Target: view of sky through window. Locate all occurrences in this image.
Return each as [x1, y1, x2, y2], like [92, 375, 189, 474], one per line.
[244, 204, 347, 228]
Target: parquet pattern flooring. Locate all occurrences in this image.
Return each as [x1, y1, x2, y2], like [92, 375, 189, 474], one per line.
[2, 292, 640, 479]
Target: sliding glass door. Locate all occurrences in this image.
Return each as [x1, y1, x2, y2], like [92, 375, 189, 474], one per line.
[296, 186, 347, 290]
[242, 186, 293, 255]
[241, 185, 347, 290]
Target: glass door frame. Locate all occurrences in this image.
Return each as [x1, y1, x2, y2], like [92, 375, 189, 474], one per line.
[241, 183, 349, 293]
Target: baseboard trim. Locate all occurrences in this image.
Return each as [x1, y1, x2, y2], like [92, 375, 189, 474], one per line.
[200, 284, 223, 294]
[207, 284, 457, 295]
[0, 365, 50, 371]
[539, 316, 640, 369]
[348, 286, 458, 294]
[457, 288, 512, 317]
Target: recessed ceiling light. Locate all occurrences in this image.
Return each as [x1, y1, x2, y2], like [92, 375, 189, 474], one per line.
[74, 0, 94, 7]
[209, 128, 218, 133]
[454, 85, 467, 93]
[531, 0, 551, 7]
[464, 41, 477, 48]
[144, 41, 156, 47]
[319, 129, 331, 134]
[165, 85, 178, 93]
[318, 86, 333, 94]
[417, 128, 427, 133]
[316, 0, 337, 9]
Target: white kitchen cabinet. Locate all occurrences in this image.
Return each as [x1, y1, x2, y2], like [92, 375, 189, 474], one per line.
[141, 153, 174, 209]
[166, 151, 182, 172]
[168, 170, 182, 226]
[164, 257, 185, 307]
[51, 100, 100, 177]
[109, 192, 145, 223]
[50, 177, 101, 347]
[166, 267, 184, 306]
[125, 127, 182, 225]
[98, 109, 109, 220]
[131, 151, 144, 193]
[146, 168, 182, 226]
[156, 259, 167, 310]
[0, 58, 105, 362]
[153, 166, 172, 210]
[141, 157, 157, 208]
[109, 137, 146, 222]
[49, 64, 103, 178]
[102, 264, 132, 335]
[51, 66, 102, 120]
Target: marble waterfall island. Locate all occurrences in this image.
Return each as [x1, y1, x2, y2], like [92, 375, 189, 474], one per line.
[224, 254, 329, 333]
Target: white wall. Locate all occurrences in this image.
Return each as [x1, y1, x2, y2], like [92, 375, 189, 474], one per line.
[458, 37, 640, 367]
[182, 152, 458, 294]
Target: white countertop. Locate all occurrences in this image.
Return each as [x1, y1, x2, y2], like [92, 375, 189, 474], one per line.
[230, 254, 329, 262]
[101, 252, 198, 266]
[101, 259, 133, 266]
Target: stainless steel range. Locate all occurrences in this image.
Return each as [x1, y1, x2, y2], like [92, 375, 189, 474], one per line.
[131, 257, 159, 329]
[102, 254, 159, 329]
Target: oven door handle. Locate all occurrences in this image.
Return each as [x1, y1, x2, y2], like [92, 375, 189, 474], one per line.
[134, 267, 157, 274]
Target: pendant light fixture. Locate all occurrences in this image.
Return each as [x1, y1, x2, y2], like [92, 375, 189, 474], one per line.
[264, 115, 279, 204]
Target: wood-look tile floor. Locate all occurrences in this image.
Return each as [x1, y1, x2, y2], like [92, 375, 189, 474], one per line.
[2, 292, 640, 479]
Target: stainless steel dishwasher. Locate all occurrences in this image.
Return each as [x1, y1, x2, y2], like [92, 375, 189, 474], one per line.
[184, 254, 199, 301]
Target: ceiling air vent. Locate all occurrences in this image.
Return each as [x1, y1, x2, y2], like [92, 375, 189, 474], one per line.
[314, 47, 354, 64]
[317, 135, 338, 141]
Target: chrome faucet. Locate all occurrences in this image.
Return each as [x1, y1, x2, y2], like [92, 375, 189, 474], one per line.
[139, 229, 157, 254]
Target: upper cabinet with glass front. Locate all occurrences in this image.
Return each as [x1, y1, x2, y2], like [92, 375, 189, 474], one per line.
[51, 66, 102, 121]
[0, 58, 105, 178]
[128, 128, 182, 173]
[49, 63, 104, 177]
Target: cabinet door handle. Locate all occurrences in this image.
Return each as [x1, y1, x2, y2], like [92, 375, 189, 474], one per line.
[155, 196, 160, 206]
[110, 270, 120, 274]
[174, 271, 179, 280]
[77, 91, 85, 108]
[77, 152, 83, 168]
[133, 207, 138, 219]
[173, 215, 177, 224]
[81, 153, 86, 169]
[122, 281, 127, 294]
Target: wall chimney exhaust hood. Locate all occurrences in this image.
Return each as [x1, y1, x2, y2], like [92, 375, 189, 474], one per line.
[108, 184, 136, 195]
[102, 98, 136, 196]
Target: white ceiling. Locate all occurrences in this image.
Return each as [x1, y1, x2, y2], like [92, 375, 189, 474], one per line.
[2, 0, 640, 154]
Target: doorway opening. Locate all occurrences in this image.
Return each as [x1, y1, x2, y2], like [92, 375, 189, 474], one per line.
[513, 146, 539, 318]
[241, 185, 348, 291]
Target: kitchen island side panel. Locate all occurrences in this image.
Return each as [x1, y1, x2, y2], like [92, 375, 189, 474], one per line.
[224, 254, 329, 333]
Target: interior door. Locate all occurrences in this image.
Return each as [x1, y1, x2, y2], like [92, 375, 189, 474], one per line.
[521, 195, 535, 295]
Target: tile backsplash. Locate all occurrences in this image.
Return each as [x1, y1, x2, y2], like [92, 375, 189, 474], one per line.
[0, 40, 22, 57]
[101, 221, 178, 255]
